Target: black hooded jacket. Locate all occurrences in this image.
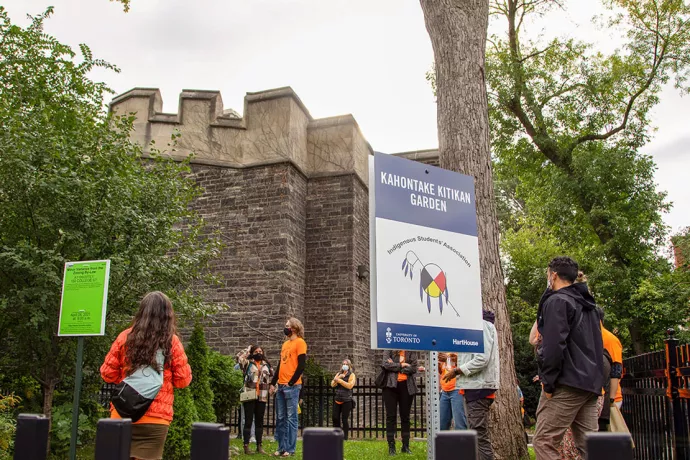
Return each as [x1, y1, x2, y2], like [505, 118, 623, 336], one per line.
[537, 283, 604, 395]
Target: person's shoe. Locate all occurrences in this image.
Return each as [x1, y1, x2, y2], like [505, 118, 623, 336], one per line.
[249, 436, 257, 443]
[401, 439, 412, 454]
[256, 444, 267, 455]
[388, 441, 397, 455]
[244, 444, 254, 455]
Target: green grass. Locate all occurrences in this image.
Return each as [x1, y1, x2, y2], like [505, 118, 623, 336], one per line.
[230, 438, 428, 460]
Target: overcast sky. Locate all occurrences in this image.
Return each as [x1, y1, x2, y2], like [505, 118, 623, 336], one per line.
[4, 0, 688, 233]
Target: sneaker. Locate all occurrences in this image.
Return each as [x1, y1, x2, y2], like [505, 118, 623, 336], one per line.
[249, 436, 257, 443]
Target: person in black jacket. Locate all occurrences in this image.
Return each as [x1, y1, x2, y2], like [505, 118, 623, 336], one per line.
[381, 350, 418, 455]
[532, 257, 604, 460]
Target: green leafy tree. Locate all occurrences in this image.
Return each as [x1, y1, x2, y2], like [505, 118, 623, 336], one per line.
[483, 0, 690, 353]
[187, 323, 216, 422]
[163, 387, 199, 460]
[208, 350, 243, 424]
[0, 7, 222, 419]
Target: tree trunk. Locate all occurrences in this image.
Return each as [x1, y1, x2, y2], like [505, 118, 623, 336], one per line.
[419, 1, 528, 458]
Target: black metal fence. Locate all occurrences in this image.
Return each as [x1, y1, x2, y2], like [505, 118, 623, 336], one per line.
[100, 377, 428, 439]
[622, 330, 690, 460]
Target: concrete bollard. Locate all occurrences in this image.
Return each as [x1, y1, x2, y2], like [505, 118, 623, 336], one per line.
[435, 430, 478, 460]
[13, 414, 50, 460]
[303, 427, 344, 460]
[585, 432, 634, 460]
[94, 418, 132, 460]
[190, 422, 230, 460]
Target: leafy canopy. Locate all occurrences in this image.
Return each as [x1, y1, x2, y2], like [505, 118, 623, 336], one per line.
[0, 6, 222, 411]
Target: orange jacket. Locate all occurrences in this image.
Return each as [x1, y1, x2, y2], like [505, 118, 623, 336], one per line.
[100, 328, 192, 421]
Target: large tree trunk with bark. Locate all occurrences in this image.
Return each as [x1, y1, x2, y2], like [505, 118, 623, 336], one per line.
[419, 1, 528, 458]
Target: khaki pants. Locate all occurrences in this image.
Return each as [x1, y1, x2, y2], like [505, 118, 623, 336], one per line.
[533, 386, 598, 460]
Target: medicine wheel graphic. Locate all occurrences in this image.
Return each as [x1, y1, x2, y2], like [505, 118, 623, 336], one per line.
[401, 251, 460, 316]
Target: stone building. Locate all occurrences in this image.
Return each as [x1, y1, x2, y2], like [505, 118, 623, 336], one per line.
[110, 87, 437, 377]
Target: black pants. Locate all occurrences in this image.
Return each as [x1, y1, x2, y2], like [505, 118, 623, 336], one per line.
[242, 400, 266, 445]
[383, 381, 415, 443]
[332, 401, 353, 440]
[467, 398, 494, 460]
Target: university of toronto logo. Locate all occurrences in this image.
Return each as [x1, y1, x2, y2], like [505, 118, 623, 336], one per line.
[385, 327, 392, 344]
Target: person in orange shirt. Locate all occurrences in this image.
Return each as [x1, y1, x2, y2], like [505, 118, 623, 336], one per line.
[380, 349, 418, 455]
[270, 317, 307, 457]
[438, 352, 467, 430]
[331, 358, 356, 440]
[101, 291, 192, 460]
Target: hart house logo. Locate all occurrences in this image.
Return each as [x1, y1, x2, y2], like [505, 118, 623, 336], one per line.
[386, 327, 392, 344]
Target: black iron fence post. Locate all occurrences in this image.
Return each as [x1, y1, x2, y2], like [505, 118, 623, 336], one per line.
[666, 328, 690, 460]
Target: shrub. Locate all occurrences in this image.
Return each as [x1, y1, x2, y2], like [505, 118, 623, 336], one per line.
[0, 394, 20, 460]
[49, 402, 97, 458]
[208, 350, 243, 424]
[186, 323, 216, 422]
[163, 387, 199, 460]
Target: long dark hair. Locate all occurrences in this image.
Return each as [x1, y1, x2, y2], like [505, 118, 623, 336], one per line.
[124, 291, 176, 375]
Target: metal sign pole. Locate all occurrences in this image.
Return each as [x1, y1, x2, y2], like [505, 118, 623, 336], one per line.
[68, 336, 85, 460]
[426, 351, 440, 460]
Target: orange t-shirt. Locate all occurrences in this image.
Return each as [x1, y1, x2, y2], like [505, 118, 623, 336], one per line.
[440, 361, 457, 392]
[111, 410, 170, 426]
[278, 337, 307, 385]
[602, 325, 624, 402]
[397, 352, 408, 382]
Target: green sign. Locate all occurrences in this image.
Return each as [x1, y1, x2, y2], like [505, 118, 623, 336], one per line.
[58, 260, 110, 336]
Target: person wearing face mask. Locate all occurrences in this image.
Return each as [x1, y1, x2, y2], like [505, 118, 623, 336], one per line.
[270, 317, 307, 457]
[331, 359, 356, 440]
[237, 344, 273, 455]
[437, 352, 467, 431]
[532, 257, 604, 460]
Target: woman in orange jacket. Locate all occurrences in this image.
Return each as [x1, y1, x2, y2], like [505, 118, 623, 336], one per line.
[100, 291, 192, 460]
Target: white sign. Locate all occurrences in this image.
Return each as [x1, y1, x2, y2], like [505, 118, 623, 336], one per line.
[369, 153, 484, 352]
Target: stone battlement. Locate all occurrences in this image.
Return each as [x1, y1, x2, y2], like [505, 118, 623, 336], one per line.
[110, 87, 373, 185]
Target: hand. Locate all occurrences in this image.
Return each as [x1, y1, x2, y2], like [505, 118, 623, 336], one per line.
[387, 358, 393, 363]
[442, 370, 456, 383]
[401, 362, 410, 368]
[545, 392, 553, 399]
[418, 366, 426, 373]
[269, 385, 276, 395]
[532, 375, 540, 383]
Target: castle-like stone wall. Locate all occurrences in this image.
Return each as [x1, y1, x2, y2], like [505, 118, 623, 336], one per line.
[110, 87, 438, 377]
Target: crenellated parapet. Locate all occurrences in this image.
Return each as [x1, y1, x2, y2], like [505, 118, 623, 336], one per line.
[109, 86, 373, 185]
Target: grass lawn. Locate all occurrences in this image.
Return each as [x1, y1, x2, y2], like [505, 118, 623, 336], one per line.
[231, 439, 536, 459]
[230, 438, 428, 459]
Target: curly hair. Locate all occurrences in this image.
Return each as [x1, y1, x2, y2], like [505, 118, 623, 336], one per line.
[124, 291, 176, 375]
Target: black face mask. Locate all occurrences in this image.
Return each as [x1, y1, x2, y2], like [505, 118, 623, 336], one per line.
[284, 327, 292, 337]
[252, 353, 264, 361]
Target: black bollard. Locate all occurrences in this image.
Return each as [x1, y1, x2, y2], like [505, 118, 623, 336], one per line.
[436, 430, 478, 460]
[94, 418, 132, 460]
[190, 422, 230, 460]
[586, 432, 634, 460]
[303, 427, 344, 460]
[13, 414, 50, 460]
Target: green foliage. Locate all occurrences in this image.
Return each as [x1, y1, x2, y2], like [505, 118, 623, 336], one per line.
[164, 387, 199, 460]
[0, 6, 222, 416]
[48, 403, 97, 458]
[208, 350, 243, 424]
[303, 356, 329, 383]
[187, 324, 216, 422]
[0, 394, 20, 459]
[480, 0, 690, 352]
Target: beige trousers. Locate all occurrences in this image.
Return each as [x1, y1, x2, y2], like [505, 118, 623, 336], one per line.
[533, 385, 599, 460]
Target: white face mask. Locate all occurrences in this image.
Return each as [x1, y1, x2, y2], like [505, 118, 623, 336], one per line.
[342, 365, 349, 372]
[547, 272, 553, 290]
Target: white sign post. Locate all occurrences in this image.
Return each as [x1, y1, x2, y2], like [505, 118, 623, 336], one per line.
[369, 153, 483, 459]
